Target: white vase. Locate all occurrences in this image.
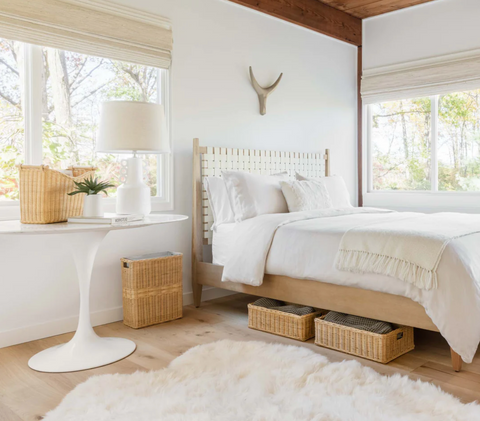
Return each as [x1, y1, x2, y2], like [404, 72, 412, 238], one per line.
[83, 195, 104, 217]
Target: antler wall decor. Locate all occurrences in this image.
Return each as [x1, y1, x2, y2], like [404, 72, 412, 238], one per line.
[249, 66, 283, 115]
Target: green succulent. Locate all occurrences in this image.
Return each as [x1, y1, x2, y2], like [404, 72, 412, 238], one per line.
[68, 176, 115, 196]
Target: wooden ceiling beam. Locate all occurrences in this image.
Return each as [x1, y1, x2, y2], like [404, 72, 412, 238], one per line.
[319, 0, 437, 19]
[227, 0, 362, 46]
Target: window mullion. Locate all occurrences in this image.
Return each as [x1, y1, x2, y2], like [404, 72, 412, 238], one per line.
[430, 95, 439, 192]
[156, 68, 171, 201]
[24, 44, 43, 165]
[366, 104, 373, 192]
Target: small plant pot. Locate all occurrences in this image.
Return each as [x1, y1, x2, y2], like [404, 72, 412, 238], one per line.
[83, 195, 104, 217]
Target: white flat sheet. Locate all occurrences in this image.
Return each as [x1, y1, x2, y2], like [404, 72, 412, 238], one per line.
[215, 210, 480, 363]
[212, 223, 237, 266]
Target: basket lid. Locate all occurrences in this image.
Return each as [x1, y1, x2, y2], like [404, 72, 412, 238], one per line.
[123, 251, 182, 261]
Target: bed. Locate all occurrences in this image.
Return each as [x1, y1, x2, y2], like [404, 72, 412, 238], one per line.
[192, 138, 480, 371]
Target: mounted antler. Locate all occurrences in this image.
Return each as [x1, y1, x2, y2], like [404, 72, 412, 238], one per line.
[249, 66, 283, 115]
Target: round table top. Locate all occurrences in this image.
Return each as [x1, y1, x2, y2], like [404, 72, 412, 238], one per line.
[0, 214, 188, 235]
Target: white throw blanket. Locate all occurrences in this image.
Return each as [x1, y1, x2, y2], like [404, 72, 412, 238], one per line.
[335, 212, 480, 290]
[222, 208, 390, 286]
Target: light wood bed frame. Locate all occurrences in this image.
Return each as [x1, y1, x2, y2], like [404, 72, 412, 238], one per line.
[191, 138, 463, 371]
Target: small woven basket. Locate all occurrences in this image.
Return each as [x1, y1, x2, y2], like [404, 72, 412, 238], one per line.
[248, 303, 323, 341]
[121, 252, 183, 329]
[18, 165, 96, 224]
[314, 315, 414, 363]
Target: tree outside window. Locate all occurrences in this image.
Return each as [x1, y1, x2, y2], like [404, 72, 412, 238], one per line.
[370, 89, 480, 192]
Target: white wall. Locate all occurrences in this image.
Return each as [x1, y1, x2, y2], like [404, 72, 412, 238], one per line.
[363, 0, 480, 70]
[0, 0, 357, 347]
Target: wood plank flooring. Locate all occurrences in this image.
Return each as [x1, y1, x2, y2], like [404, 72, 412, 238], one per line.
[1, 294, 479, 420]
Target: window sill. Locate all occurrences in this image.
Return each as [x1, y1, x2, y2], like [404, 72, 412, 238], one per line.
[0, 197, 174, 222]
[363, 191, 480, 213]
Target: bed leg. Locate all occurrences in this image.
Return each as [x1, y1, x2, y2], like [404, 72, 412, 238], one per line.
[193, 283, 203, 308]
[450, 348, 463, 372]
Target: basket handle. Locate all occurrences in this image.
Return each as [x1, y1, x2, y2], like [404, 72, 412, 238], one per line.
[17, 164, 50, 171]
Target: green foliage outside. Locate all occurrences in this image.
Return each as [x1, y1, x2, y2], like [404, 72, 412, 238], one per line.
[372, 91, 480, 192]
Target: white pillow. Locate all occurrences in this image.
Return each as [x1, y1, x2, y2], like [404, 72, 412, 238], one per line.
[295, 173, 352, 208]
[280, 180, 332, 212]
[222, 171, 289, 222]
[203, 176, 235, 229]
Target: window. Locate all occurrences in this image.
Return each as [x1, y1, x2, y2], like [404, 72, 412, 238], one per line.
[0, 38, 171, 206]
[368, 88, 480, 193]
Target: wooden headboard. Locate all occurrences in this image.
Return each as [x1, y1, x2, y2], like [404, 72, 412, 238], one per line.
[192, 138, 330, 248]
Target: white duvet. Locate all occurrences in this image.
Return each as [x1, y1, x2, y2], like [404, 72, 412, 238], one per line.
[220, 208, 480, 363]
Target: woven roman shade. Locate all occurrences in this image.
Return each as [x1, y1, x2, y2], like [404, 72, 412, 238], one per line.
[361, 51, 480, 104]
[0, 0, 172, 68]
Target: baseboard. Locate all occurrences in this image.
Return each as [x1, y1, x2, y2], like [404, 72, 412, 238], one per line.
[0, 288, 237, 349]
[0, 306, 125, 349]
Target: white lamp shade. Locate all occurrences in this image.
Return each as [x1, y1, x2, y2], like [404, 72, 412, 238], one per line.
[96, 101, 169, 153]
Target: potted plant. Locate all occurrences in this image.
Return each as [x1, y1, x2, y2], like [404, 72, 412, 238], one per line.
[68, 176, 115, 217]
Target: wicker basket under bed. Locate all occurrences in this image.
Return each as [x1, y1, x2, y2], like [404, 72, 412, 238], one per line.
[18, 164, 96, 224]
[314, 315, 414, 364]
[248, 303, 323, 341]
[122, 252, 183, 329]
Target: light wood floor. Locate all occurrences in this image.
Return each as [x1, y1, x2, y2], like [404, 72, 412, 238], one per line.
[1, 294, 480, 420]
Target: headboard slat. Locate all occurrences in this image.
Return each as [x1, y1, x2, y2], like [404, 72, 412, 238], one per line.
[200, 145, 330, 245]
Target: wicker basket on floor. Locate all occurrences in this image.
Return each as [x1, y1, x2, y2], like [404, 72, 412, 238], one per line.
[314, 315, 414, 363]
[122, 252, 183, 329]
[248, 303, 323, 341]
[18, 164, 96, 224]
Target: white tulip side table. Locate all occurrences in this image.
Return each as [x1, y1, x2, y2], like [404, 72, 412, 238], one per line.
[0, 214, 188, 373]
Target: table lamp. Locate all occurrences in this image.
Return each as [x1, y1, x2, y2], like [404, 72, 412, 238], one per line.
[96, 101, 169, 215]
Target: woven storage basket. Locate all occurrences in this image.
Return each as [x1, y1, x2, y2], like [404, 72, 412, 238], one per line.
[121, 252, 183, 329]
[248, 303, 323, 341]
[314, 315, 414, 363]
[18, 165, 96, 224]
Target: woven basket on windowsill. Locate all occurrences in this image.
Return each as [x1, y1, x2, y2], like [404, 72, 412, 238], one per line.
[18, 164, 96, 224]
[314, 315, 414, 364]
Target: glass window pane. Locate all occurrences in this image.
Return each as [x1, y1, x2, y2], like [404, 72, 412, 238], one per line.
[42, 48, 160, 196]
[371, 98, 431, 191]
[438, 89, 480, 191]
[0, 39, 24, 201]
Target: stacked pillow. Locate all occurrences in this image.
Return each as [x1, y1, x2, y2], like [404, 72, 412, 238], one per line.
[203, 171, 352, 229]
[222, 171, 289, 222]
[295, 173, 352, 209]
[279, 179, 332, 212]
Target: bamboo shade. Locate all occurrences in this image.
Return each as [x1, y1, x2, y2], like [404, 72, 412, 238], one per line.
[0, 0, 172, 68]
[362, 52, 480, 103]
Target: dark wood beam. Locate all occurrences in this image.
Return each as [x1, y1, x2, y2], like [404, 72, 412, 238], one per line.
[227, 0, 362, 46]
[319, 0, 436, 19]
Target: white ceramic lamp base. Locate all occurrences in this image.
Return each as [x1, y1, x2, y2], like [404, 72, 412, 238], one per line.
[116, 157, 151, 216]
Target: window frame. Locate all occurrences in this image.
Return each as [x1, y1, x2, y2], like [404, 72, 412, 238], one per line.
[0, 43, 173, 220]
[363, 93, 480, 211]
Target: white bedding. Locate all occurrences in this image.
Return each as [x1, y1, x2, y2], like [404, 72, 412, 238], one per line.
[212, 223, 236, 266]
[214, 209, 480, 363]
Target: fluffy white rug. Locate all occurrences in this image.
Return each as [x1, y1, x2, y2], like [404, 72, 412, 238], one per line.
[44, 340, 480, 421]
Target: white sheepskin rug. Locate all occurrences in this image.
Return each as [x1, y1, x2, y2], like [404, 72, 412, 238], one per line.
[44, 340, 480, 421]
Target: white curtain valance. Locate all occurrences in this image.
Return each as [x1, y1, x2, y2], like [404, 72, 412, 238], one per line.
[0, 0, 172, 69]
[361, 51, 480, 104]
